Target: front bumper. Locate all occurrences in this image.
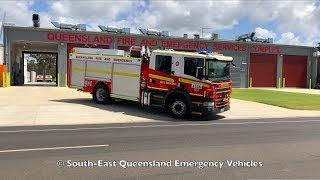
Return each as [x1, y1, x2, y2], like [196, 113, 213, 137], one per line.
[202, 104, 230, 114]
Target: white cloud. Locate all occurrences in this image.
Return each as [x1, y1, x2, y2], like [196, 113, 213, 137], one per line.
[130, 1, 243, 36]
[278, 32, 301, 45]
[244, 0, 320, 46]
[47, 1, 140, 28]
[0, 1, 34, 26]
[255, 27, 276, 39]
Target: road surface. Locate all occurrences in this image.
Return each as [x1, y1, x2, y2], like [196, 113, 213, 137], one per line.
[0, 117, 320, 180]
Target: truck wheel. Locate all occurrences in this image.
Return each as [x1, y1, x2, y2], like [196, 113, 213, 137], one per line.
[168, 96, 189, 119]
[93, 84, 111, 104]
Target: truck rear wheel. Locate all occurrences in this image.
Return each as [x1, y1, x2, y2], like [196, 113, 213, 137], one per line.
[93, 84, 111, 104]
[168, 96, 189, 119]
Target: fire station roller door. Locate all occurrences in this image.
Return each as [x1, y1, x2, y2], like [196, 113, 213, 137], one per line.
[249, 53, 277, 87]
[70, 59, 85, 88]
[86, 61, 112, 80]
[282, 55, 307, 88]
[112, 63, 141, 99]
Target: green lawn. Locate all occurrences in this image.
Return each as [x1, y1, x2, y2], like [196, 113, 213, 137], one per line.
[231, 89, 320, 110]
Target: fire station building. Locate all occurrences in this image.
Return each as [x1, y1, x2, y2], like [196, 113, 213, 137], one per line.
[1, 25, 319, 88]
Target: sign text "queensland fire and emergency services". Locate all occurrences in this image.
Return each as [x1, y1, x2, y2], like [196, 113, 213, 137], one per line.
[47, 32, 281, 53]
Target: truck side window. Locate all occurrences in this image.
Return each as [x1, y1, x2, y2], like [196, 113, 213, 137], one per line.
[155, 55, 172, 74]
[184, 57, 204, 77]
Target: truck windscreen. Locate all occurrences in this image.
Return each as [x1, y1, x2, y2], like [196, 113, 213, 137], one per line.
[206, 60, 230, 82]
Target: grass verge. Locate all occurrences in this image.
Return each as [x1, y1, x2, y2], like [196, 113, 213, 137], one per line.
[231, 89, 320, 110]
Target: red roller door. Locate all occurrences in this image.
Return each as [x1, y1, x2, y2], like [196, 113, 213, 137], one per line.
[282, 55, 307, 88]
[249, 53, 277, 87]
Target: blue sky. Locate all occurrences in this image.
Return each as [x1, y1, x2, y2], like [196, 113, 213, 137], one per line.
[1, 0, 320, 46]
[30, 0, 49, 12]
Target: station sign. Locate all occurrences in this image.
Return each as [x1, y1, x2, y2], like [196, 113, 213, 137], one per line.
[47, 32, 281, 53]
[214, 43, 281, 54]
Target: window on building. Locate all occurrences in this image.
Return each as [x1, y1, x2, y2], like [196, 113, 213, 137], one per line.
[184, 57, 204, 77]
[155, 55, 172, 74]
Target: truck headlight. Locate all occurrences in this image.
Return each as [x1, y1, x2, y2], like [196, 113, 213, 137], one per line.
[203, 102, 214, 107]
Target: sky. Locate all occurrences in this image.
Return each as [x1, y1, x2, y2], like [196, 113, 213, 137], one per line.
[0, 0, 320, 47]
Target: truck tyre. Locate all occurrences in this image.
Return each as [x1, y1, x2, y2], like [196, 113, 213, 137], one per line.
[93, 84, 111, 104]
[168, 96, 190, 119]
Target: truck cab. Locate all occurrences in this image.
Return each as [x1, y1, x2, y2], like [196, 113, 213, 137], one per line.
[142, 50, 233, 118]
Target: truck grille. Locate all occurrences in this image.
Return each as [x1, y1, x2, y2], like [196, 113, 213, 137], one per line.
[215, 87, 231, 108]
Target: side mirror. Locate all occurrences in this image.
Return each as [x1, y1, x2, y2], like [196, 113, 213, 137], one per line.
[196, 67, 204, 79]
[231, 61, 236, 67]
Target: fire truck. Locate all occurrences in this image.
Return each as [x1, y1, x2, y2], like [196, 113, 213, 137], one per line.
[69, 46, 233, 119]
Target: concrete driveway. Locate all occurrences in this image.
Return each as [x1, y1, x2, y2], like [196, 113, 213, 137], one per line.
[0, 86, 319, 127]
[252, 87, 320, 95]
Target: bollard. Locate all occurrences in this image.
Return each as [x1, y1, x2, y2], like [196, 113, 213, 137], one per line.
[58, 74, 60, 87]
[2, 72, 4, 87]
[309, 79, 312, 89]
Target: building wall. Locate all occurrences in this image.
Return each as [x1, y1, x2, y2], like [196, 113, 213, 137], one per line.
[317, 56, 320, 84]
[0, 45, 3, 64]
[3, 26, 317, 88]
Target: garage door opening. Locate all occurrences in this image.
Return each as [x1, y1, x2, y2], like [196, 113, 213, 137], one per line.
[24, 52, 58, 86]
[249, 53, 277, 87]
[10, 41, 58, 86]
[282, 55, 307, 88]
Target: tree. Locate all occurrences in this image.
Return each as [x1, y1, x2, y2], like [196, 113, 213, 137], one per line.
[27, 54, 57, 80]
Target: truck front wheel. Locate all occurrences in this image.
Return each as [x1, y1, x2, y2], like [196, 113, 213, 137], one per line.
[168, 96, 189, 119]
[93, 84, 111, 104]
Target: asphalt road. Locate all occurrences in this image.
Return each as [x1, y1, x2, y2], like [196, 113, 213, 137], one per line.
[0, 118, 320, 180]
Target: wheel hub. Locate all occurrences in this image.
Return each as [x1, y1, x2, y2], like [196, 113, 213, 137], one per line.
[172, 101, 186, 116]
[96, 88, 106, 101]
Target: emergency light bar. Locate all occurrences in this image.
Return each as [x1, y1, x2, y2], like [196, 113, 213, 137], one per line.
[199, 51, 212, 55]
[199, 51, 223, 56]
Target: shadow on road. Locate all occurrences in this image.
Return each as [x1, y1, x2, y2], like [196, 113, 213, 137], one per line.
[50, 98, 226, 122]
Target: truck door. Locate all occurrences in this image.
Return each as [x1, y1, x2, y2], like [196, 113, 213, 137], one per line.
[170, 55, 182, 77]
[155, 55, 173, 75]
[148, 54, 176, 89]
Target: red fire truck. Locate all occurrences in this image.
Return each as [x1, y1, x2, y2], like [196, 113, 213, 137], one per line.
[69, 46, 233, 118]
